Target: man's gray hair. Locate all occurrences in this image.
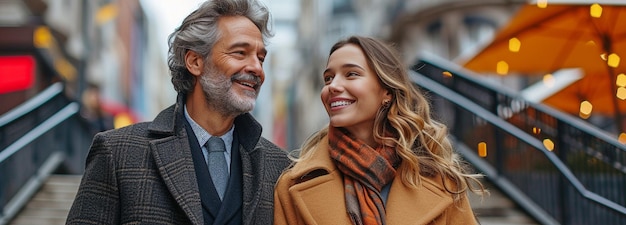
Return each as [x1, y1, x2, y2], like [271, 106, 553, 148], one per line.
[167, 0, 273, 94]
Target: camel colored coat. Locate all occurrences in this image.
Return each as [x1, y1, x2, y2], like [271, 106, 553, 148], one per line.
[274, 136, 479, 225]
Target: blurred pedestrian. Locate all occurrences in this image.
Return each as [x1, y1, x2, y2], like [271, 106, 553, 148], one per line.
[66, 0, 291, 224]
[79, 82, 114, 134]
[274, 36, 486, 225]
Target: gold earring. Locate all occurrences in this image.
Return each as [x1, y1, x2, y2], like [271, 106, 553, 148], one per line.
[382, 99, 391, 108]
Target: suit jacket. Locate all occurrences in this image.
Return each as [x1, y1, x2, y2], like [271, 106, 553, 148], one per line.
[67, 94, 291, 225]
[274, 136, 478, 225]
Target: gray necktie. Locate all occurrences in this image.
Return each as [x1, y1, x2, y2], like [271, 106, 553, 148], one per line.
[207, 136, 229, 200]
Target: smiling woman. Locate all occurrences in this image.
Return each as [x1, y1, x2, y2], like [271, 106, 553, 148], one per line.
[321, 43, 391, 147]
[274, 36, 486, 225]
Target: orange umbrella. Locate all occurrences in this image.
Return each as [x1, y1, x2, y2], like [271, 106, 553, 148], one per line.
[462, 2, 626, 132]
[542, 71, 626, 116]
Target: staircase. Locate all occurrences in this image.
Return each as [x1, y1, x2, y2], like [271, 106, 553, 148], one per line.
[8, 175, 81, 225]
[469, 182, 538, 225]
[6, 175, 538, 225]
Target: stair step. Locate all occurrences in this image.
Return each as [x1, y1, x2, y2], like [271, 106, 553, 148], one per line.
[9, 175, 539, 225]
[8, 175, 81, 225]
[469, 181, 538, 225]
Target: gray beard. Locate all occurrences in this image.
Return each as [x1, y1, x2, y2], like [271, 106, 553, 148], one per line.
[199, 65, 260, 117]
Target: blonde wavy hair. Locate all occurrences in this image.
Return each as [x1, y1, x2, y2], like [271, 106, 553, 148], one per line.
[298, 36, 485, 199]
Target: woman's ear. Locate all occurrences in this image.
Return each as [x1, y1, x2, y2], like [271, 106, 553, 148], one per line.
[185, 51, 204, 76]
[381, 90, 393, 107]
[384, 89, 393, 102]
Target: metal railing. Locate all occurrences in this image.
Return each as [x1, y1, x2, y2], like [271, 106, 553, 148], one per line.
[410, 54, 626, 224]
[0, 83, 92, 224]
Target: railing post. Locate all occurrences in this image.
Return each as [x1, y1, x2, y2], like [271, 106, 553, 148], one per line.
[556, 120, 569, 224]
[492, 94, 505, 175]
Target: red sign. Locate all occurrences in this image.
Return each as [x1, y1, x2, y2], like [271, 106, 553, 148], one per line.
[0, 55, 36, 94]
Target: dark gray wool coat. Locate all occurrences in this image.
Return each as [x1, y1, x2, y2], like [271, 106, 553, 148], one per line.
[66, 94, 291, 225]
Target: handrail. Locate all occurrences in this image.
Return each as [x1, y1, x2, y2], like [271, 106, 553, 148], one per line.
[0, 152, 64, 225]
[0, 101, 84, 224]
[410, 70, 626, 221]
[0, 82, 64, 127]
[452, 136, 552, 225]
[416, 51, 626, 150]
[0, 102, 79, 163]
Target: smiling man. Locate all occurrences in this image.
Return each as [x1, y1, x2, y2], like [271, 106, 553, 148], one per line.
[66, 1, 291, 224]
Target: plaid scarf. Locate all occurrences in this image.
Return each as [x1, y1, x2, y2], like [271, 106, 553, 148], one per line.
[328, 127, 400, 225]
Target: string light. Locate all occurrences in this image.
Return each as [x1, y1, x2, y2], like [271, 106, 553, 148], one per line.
[536, 0, 548, 8]
[590, 4, 603, 18]
[543, 74, 555, 88]
[608, 53, 620, 68]
[497, 61, 509, 75]
[509, 38, 521, 52]
[579, 101, 593, 119]
[478, 142, 487, 157]
[543, 139, 555, 151]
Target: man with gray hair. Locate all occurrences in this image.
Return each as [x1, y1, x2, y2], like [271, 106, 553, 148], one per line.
[66, 0, 291, 224]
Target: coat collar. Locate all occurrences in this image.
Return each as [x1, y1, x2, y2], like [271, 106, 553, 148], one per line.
[288, 136, 455, 224]
[147, 93, 184, 136]
[148, 93, 262, 152]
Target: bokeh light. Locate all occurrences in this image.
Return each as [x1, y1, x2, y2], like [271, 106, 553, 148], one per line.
[497, 61, 509, 75]
[617, 87, 626, 100]
[590, 4, 603, 18]
[532, 127, 541, 134]
[536, 0, 548, 8]
[543, 74, 555, 88]
[616, 73, 626, 87]
[543, 139, 555, 151]
[114, 113, 134, 129]
[478, 142, 487, 157]
[608, 53, 620, 68]
[509, 37, 521, 52]
[619, 133, 626, 144]
[579, 100, 593, 119]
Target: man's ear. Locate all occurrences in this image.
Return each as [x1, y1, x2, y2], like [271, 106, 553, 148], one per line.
[185, 51, 204, 76]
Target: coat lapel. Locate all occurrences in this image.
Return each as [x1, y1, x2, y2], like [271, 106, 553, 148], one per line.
[183, 119, 222, 219]
[148, 95, 204, 225]
[151, 135, 204, 225]
[286, 137, 352, 224]
[233, 114, 263, 222]
[287, 136, 454, 225]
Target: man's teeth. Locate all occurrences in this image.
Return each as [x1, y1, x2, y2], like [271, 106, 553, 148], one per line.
[331, 101, 352, 107]
[239, 81, 254, 87]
